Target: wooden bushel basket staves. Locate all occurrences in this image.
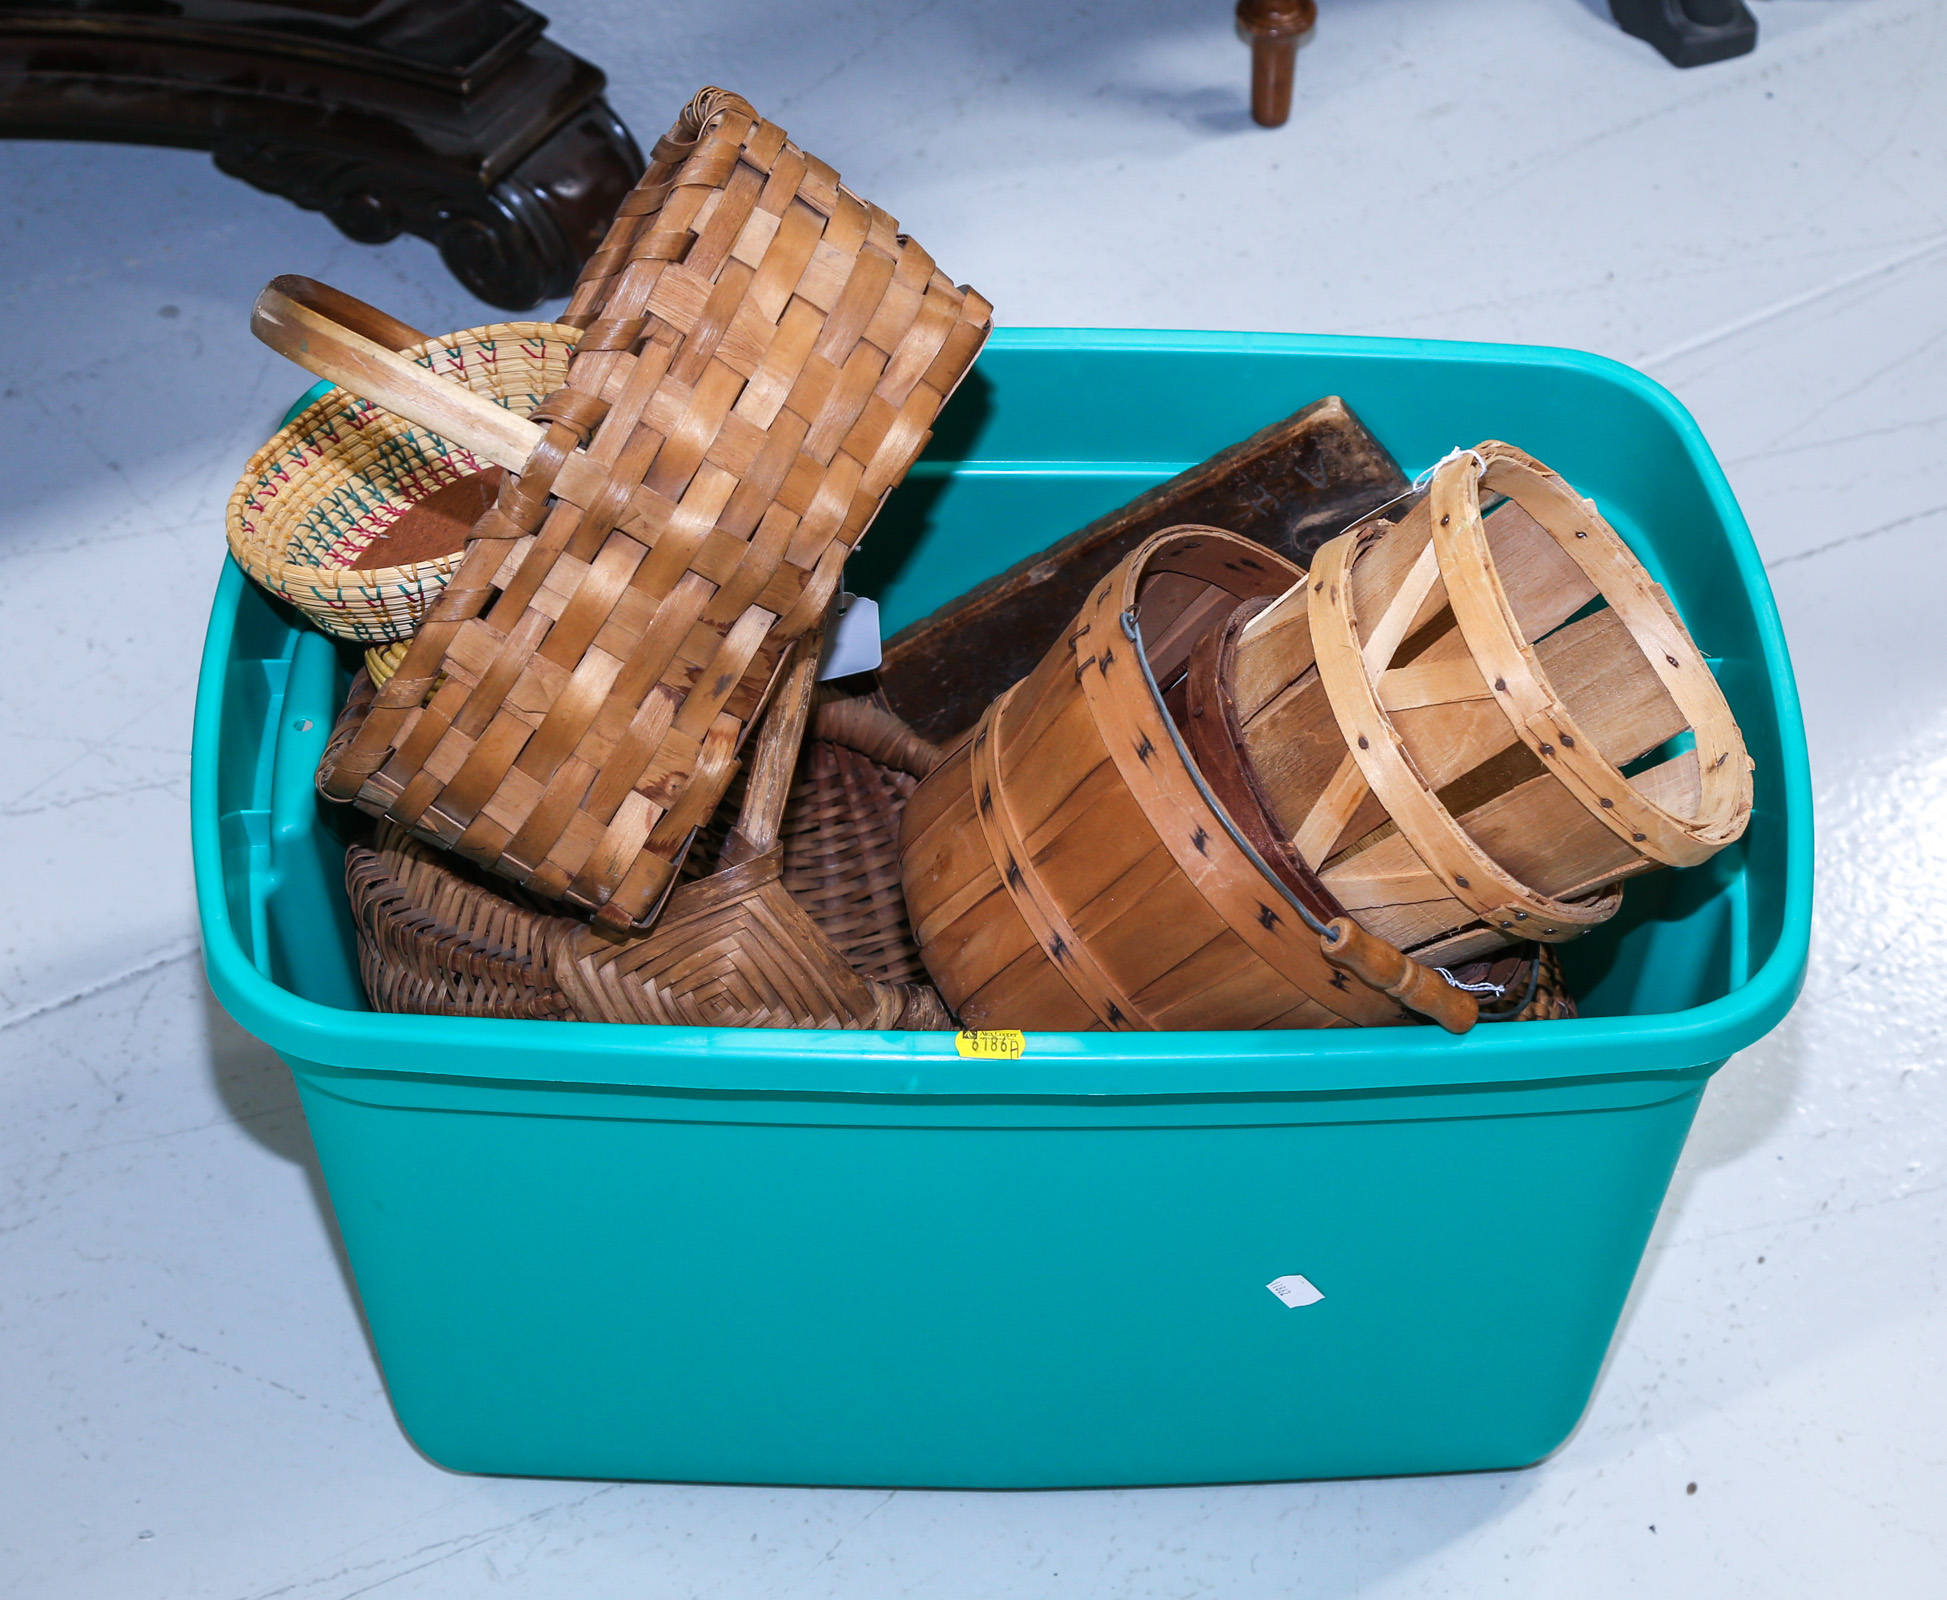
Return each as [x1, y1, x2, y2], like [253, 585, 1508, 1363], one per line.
[1211, 440, 1755, 968]
[899, 527, 1478, 1034]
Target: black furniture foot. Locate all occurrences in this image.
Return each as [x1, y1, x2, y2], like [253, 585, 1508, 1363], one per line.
[0, 1, 645, 310]
[1610, 0, 1758, 68]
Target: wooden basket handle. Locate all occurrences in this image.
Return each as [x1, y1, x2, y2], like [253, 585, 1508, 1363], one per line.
[811, 690, 944, 777]
[718, 623, 827, 869]
[1320, 917, 1479, 1034]
[251, 275, 545, 473]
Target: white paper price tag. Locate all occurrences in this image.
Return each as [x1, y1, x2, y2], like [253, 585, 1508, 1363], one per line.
[817, 593, 882, 681]
[1266, 1274, 1324, 1308]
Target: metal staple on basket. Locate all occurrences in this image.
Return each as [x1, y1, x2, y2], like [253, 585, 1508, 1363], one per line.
[279, 86, 993, 937]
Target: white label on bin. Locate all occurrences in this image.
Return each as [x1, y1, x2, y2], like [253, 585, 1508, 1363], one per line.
[1267, 1274, 1324, 1308]
[817, 594, 882, 681]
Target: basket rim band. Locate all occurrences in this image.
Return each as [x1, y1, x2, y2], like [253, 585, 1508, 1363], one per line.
[1309, 524, 1621, 940]
[1430, 439, 1753, 865]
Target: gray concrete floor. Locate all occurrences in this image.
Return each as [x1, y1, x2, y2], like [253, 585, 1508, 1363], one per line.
[3, 1, 1943, 1593]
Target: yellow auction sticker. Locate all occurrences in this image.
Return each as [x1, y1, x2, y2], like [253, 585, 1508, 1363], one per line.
[954, 1028, 1026, 1060]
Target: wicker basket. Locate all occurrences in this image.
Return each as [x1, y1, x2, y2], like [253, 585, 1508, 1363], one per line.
[227, 295, 577, 644]
[263, 87, 992, 936]
[343, 645, 949, 1029]
[679, 689, 943, 983]
[1218, 440, 1754, 966]
[899, 527, 1479, 1034]
[348, 823, 581, 1021]
[781, 693, 942, 987]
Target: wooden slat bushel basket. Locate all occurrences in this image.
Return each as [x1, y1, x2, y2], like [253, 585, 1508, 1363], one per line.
[898, 527, 1481, 1035]
[1188, 439, 1754, 974]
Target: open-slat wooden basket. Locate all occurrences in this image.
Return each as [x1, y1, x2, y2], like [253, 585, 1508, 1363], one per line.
[1217, 440, 1754, 966]
[264, 86, 991, 937]
[899, 527, 1479, 1033]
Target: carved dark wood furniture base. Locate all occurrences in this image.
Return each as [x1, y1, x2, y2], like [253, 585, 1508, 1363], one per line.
[0, 1, 644, 310]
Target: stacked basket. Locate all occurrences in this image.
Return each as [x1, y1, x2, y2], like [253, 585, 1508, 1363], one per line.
[226, 88, 1750, 1044]
[233, 86, 987, 1030]
[896, 443, 1753, 1035]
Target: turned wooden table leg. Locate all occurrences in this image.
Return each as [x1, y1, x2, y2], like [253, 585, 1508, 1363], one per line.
[1237, 0, 1317, 128]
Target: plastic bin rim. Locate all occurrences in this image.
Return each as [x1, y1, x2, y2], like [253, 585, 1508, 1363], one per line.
[193, 325, 1812, 1103]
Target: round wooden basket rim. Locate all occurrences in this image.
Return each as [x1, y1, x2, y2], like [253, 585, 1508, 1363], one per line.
[224, 319, 582, 595]
[1429, 440, 1753, 862]
[1309, 530, 1622, 942]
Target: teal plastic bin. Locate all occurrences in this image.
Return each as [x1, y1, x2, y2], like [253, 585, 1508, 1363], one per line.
[193, 329, 1810, 1488]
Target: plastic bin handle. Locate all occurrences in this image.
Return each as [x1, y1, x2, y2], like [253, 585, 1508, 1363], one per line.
[251, 276, 545, 474]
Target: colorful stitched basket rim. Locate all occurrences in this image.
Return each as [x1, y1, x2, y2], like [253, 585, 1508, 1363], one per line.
[226, 315, 579, 643]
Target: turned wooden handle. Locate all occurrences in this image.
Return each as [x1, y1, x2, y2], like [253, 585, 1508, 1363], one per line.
[1321, 916, 1478, 1034]
[251, 275, 545, 473]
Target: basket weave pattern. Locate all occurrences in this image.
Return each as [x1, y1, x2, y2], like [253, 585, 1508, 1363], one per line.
[348, 822, 579, 1022]
[227, 324, 577, 643]
[322, 87, 993, 935]
[778, 696, 942, 987]
[550, 852, 950, 1030]
[341, 688, 951, 1030]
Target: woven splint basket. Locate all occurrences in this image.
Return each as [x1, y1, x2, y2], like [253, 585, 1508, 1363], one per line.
[226, 294, 577, 644]
[343, 633, 951, 1030]
[265, 87, 992, 935]
[349, 822, 578, 1022]
[780, 693, 943, 987]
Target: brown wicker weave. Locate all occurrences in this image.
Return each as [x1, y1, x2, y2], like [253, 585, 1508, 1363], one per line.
[320, 665, 378, 797]
[779, 692, 942, 987]
[1446, 945, 1578, 1023]
[546, 629, 949, 1028]
[1518, 945, 1578, 1022]
[265, 87, 992, 937]
[348, 822, 580, 1021]
[341, 643, 950, 1030]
